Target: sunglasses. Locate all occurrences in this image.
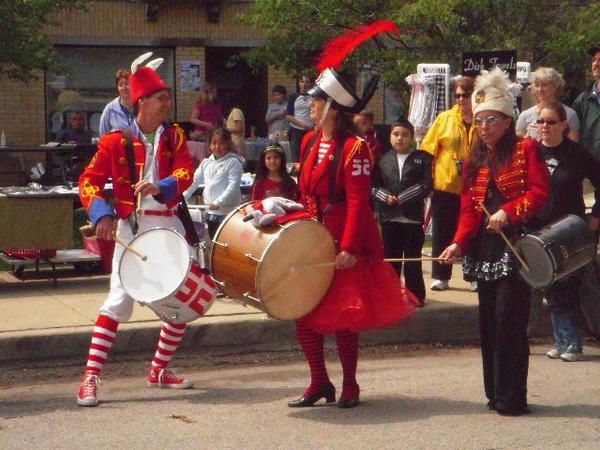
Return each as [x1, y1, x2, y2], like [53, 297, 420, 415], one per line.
[475, 116, 501, 127]
[455, 93, 472, 99]
[535, 119, 560, 126]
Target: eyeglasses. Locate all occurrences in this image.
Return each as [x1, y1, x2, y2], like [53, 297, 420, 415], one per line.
[455, 93, 472, 99]
[475, 116, 500, 127]
[535, 119, 560, 126]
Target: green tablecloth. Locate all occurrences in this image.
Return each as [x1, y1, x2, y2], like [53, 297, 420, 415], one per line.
[0, 195, 72, 249]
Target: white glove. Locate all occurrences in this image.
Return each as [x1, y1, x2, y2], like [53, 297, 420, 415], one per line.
[245, 197, 304, 228]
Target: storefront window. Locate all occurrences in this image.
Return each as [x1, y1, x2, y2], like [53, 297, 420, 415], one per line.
[46, 46, 174, 140]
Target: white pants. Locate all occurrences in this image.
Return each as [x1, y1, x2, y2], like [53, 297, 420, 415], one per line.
[100, 214, 185, 322]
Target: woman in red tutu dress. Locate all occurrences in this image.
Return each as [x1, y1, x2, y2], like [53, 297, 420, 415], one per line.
[288, 65, 418, 409]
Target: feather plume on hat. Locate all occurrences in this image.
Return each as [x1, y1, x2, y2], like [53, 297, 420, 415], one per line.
[309, 20, 400, 114]
[472, 67, 515, 117]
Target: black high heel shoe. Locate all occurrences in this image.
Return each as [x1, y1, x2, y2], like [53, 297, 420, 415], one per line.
[288, 383, 336, 407]
[337, 385, 360, 409]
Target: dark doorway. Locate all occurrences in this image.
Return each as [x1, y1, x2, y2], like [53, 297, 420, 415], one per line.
[205, 47, 268, 138]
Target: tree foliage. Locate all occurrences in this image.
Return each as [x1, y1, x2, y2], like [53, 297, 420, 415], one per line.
[0, 0, 89, 82]
[240, 0, 599, 111]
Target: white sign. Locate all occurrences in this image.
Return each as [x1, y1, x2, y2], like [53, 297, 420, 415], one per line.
[180, 60, 201, 92]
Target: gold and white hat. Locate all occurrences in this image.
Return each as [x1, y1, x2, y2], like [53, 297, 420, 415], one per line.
[472, 67, 514, 117]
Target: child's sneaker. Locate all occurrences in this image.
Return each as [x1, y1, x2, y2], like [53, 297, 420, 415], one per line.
[147, 368, 193, 389]
[560, 349, 584, 362]
[546, 347, 562, 359]
[77, 371, 100, 407]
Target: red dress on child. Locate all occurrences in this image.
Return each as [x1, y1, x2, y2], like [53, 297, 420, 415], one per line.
[297, 130, 418, 334]
[251, 176, 298, 201]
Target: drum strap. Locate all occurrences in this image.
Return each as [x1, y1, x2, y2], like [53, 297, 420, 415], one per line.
[159, 126, 201, 248]
[120, 127, 139, 235]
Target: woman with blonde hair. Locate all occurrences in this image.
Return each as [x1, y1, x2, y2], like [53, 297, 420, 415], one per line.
[516, 67, 580, 142]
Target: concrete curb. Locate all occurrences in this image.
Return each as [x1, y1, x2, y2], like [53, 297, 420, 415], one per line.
[0, 302, 553, 362]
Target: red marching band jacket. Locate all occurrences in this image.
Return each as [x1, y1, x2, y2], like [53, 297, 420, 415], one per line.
[453, 138, 550, 253]
[79, 124, 193, 225]
[298, 130, 381, 258]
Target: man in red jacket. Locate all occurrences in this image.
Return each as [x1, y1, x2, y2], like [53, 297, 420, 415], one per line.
[77, 53, 194, 407]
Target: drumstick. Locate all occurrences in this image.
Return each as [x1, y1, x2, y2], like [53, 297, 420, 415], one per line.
[113, 236, 148, 261]
[136, 165, 144, 214]
[384, 257, 442, 262]
[289, 257, 443, 272]
[480, 203, 530, 272]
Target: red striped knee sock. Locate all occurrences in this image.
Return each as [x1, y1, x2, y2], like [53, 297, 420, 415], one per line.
[85, 314, 119, 376]
[335, 330, 360, 400]
[150, 322, 186, 373]
[296, 324, 330, 396]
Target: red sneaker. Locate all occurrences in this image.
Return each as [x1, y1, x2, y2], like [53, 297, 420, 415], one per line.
[147, 368, 193, 389]
[77, 371, 100, 407]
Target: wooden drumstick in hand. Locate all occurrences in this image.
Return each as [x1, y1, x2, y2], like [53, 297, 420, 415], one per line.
[480, 203, 530, 272]
[136, 165, 144, 214]
[113, 235, 148, 261]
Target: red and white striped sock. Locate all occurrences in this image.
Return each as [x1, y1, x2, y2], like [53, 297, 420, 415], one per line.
[150, 322, 186, 373]
[84, 314, 119, 376]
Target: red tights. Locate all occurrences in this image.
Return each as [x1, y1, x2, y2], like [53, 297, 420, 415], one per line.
[295, 323, 360, 401]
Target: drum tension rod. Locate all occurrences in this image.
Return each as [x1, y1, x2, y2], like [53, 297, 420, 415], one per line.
[244, 253, 262, 263]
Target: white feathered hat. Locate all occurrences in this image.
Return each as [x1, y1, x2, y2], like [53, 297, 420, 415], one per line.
[472, 67, 515, 117]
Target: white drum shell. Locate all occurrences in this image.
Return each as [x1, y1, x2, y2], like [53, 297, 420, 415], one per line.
[119, 228, 216, 323]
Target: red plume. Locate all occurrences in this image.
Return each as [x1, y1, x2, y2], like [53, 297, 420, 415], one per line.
[316, 20, 400, 73]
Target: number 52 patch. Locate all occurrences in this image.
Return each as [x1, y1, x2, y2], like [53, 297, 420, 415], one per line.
[351, 158, 371, 176]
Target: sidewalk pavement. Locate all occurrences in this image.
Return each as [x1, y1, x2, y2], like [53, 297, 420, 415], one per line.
[0, 262, 553, 362]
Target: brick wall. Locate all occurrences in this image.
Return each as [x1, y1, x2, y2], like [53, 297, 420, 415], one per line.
[0, 75, 46, 146]
[175, 47, 205, 123]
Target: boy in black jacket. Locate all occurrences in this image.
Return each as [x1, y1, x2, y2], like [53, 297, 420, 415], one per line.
[372, 119, 433, 305]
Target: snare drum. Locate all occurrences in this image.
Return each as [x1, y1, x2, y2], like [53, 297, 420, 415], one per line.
[515, 214, 596, 288]
[119, 228, 216, 323]
[210, 203, 336, 320]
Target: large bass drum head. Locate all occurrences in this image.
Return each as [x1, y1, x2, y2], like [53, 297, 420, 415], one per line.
[515, 235, 554, 288]
[120, 228, 191, 303]
[257, 220, 336, 320]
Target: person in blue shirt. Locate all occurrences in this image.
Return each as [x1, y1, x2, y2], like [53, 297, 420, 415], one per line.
[98, 69, 136, 135]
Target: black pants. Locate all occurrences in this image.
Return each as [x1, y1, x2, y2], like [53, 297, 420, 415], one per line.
[206, 213, 224, 239]
[289, 127, 309, 163]
[381, 221, 426, 302]
[431, 190, 461, 280]
[478, 273, 531, 410]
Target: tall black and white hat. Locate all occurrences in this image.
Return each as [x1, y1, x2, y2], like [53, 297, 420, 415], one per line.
[309, 21, 399, 114]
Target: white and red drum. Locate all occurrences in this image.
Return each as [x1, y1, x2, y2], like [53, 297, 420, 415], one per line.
[119, 228, 216, 324]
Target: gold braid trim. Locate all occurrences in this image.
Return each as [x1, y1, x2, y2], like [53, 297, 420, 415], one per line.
[81, 178, 102, 201]
[344, 140, 363, 167]
[173, 167, 190, 181]
[173, 123, 185, 152]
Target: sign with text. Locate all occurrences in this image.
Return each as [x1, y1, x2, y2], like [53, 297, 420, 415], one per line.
[462, 51, 517, 78]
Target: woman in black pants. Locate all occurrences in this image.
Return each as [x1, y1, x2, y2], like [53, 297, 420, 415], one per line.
[439, 68, 550, 415]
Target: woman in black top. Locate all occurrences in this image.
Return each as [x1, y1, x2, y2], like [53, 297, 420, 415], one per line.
[536, 102, 600, 362]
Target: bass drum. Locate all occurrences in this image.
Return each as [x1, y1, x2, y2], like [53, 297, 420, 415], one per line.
[515, 214, 596, 289]
[210, 203, 336, 320]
